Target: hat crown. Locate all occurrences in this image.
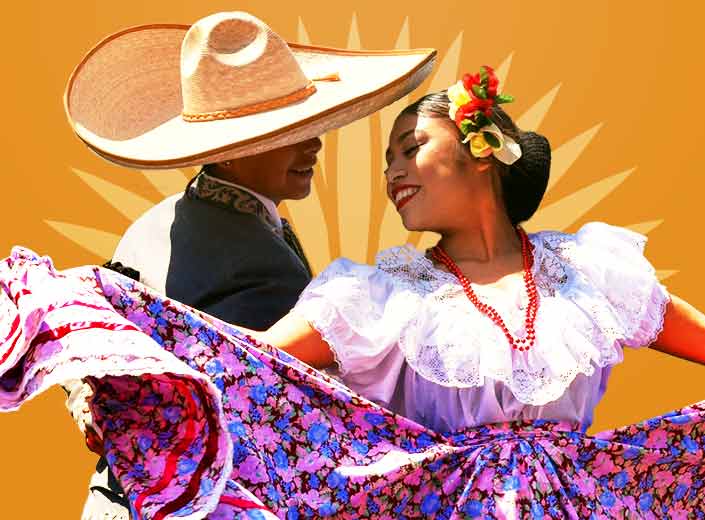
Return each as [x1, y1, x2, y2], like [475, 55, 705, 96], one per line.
[180, 12, 310, 116]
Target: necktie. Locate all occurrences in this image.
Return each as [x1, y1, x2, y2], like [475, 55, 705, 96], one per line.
[281, 218, 313, 277]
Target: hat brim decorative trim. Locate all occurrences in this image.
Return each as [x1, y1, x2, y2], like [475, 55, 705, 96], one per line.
[65, 23, 437, 169]
[182, 82, 318, 122]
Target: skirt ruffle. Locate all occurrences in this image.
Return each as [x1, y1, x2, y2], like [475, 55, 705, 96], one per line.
[1, 247, 704, 519]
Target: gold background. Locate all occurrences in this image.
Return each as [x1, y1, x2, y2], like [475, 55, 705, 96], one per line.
[1, 1, 704, 517]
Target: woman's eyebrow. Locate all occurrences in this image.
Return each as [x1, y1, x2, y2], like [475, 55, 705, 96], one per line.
[385, 129, 418, 162]
[396, 129, 416, 144]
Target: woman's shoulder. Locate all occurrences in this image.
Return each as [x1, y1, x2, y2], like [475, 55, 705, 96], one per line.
[374, 244, 425, 269]
[318, 245, 428, 275]
[529, 221, 648, 259]
[308, 244, 444, 297]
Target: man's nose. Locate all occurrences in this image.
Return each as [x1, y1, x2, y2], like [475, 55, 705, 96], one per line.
[302, 136, 323, 155]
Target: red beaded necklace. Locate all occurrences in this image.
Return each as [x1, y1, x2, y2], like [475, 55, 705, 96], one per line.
[430, 227, 539, 352]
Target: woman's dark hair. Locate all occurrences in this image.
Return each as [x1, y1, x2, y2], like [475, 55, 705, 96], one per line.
[400, 92, 551, 226]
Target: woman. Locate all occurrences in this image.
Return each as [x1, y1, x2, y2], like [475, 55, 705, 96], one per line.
[2, 67, 705, 519]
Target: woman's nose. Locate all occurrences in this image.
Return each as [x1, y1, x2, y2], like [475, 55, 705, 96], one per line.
[386, 164, 406, 183]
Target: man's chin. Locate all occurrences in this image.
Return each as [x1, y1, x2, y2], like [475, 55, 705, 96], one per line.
[284, 184, 312, 201]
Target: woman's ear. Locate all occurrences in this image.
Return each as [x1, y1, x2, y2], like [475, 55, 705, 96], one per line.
[475, 160, 493, 174]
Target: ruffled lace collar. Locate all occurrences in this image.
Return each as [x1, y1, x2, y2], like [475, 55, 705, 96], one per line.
[370, 228, 668, 405]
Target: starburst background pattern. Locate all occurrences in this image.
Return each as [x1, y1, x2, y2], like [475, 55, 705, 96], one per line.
[1, 2, 704, 517]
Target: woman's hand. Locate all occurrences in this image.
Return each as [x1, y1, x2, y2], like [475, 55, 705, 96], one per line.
[652, 294, 705, 364]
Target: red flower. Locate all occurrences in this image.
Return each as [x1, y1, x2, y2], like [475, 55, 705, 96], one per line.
[462, 73, 481, 93]
[483, 66, 499, 98]
[474, 98, 494, 115]
[455, 97, 495, 126]
[455, 103, 472, 125]
[487, 79, 499, 97]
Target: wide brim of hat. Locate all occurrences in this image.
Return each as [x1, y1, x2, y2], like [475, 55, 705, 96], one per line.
[65, 24, 436, 169]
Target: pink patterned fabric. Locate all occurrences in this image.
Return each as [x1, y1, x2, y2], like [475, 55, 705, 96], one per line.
[1, 247, 704, 519]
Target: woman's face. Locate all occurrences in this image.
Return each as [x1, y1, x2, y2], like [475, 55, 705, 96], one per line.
[385, 114, 489, 233]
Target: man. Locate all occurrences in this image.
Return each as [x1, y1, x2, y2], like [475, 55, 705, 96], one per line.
[76, 138, 322, 520]
[112, 139, 320, 330]
[62, 10, 435, 519]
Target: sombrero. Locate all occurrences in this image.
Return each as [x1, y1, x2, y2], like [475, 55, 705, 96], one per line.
[64, 11, 436, 169]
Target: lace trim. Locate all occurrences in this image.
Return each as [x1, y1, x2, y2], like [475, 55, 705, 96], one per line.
[289, 309, 347, 375]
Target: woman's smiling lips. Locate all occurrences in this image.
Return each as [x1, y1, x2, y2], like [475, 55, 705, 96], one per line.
[391, 184, 421, 210]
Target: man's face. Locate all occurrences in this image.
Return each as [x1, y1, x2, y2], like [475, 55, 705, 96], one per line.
[217, 137, 323, 204]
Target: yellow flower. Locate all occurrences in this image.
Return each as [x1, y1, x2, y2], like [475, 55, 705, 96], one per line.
[447, 81, 471, 108]
[461, 123, 522, 164]
[467, 133, 494, 158]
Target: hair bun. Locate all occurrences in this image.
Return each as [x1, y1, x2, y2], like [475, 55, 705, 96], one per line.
[516, 131, 551, 183]
[501, 131, 552, 225]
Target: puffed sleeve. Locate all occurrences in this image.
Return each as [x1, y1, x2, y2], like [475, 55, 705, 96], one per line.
[291, 258, 417, 405]
[572, 222, 671, 348]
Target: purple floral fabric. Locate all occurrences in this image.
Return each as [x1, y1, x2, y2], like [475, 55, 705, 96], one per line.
[1, 247, 704, 519]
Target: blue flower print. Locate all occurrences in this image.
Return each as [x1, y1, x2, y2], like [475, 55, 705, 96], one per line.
[307, 422, 330, 444]
[421, 493, 441, 515]
[250, 384, 267, 405]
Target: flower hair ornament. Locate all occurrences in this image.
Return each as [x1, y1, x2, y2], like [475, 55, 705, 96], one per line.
[447, 65, 522, 165]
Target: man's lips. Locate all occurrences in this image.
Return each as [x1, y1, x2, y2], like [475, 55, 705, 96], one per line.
[289, 164, 316, 177]
[391, 184, 421, 210]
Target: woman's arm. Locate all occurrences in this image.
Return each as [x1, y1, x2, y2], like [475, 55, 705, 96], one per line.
[651, 294, 705, 364]
[243, 312, 336, 369]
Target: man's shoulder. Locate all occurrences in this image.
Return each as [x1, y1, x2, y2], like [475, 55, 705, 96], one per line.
[127, 193, 182, 230]
[114, 194, 182, 254]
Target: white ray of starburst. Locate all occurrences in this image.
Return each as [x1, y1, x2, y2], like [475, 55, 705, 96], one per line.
[516, 84, 562, 131]
[141, 168, 194, 197]
[45, 167, 194, 260]
[523, 168, 634, 232]
[335, 13, 374, 263]
[45, 221, 120, 259]
[548, 124, 603, 191]
[71, 168, 153, 220]
[626, 220, 663, 235]
[494, 52, 514, 87]
[281, 16, 335, 274]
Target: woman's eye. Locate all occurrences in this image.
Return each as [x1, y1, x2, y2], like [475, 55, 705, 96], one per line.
[403, 145, 419, 157]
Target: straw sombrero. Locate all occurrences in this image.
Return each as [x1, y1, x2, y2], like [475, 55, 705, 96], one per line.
[64, 11, 436, 169]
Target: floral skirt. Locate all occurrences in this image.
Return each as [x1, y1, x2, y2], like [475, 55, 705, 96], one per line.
[1, 247, 704, 520]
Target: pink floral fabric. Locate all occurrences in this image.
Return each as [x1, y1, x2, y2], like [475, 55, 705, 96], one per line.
[1, 247, 704, 519]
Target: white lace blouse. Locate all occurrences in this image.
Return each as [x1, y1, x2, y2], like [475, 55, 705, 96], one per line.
[292, 223, 670, 432]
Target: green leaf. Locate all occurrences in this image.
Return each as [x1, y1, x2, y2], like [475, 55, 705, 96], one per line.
[472, 84, 487, 99]
[460, 119, 478, 134]
[483, 132, 501, 148]
[495, 93, 515, 104]
[475, 112, 490, 128]
[479, 66, 489, 85]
